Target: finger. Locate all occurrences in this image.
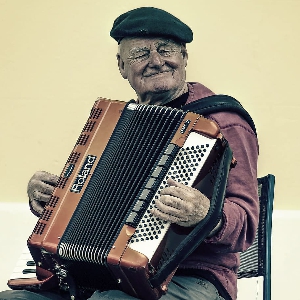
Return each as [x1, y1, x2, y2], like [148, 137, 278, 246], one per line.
[166, 177, 188, 189]
[39, 181, 56, 195]
[158, 194, 184, 210]
[34, 191, 52, 203]
[166, 179, 209, 202]
[34, 171, 59, 186]
[39, 171, 59, 186]
[150, 207, 184, 224]
[155, 196, 187, 219]
[30, 199, 44, 216]
[28, 179, 56, 196]
[160, 184, 194, 201]
[43, 174, 59, 186]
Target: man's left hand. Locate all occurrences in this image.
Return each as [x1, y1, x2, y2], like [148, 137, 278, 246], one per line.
[151, 178, 210, 227]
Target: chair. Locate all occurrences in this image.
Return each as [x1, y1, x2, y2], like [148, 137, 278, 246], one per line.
[237, 174, 275, 300]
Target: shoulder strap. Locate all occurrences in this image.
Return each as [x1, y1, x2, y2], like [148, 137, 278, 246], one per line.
[181, 94, 257, 136]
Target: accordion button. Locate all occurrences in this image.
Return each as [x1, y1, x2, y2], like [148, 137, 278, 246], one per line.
[164, 143, 177, 155]
[158, 155, 170, 166]
[151, 166, 163, 178]
[145, 178, 156, 189]
[133, 200, 148, 212]
[139, 189, 151, 201]
[126, 212, 139, 227]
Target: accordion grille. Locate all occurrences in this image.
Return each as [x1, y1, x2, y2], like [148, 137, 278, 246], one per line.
[58, 105, 185, 265]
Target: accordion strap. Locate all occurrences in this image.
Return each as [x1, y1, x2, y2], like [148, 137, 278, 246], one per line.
[182, 94, 257, 136]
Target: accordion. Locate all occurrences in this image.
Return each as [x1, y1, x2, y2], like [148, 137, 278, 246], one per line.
[8, 98, 235, 299]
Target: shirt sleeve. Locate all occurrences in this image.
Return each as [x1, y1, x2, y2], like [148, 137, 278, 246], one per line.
[204, 112, 259, 253]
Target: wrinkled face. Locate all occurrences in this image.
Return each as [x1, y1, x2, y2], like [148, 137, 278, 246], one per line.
[117, 37, 188, 105]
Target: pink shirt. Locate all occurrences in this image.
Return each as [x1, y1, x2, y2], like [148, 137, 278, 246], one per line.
[178, 82, 259, 300]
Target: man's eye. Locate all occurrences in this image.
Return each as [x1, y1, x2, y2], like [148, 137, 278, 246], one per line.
[132, 52, 149, 59]
[158, 49, 174, 56]
[137, 53, 148, 58]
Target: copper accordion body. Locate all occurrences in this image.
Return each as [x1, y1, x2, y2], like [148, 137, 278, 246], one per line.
[9, 98, 234, 299]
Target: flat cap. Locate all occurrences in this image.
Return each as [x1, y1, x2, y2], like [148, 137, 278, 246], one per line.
[110, 7, 193, 44]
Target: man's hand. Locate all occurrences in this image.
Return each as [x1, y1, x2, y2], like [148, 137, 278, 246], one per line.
[151, 178, 210, 227]
[27, 171, 59, 216]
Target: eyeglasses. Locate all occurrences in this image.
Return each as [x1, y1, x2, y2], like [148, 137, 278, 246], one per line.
[127, 41, 183, 64]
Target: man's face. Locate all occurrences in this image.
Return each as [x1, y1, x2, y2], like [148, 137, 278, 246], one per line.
[117, 37, 188, 105]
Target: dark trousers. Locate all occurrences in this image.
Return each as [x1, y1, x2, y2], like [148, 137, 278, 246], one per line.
[0, 276, 225, 300]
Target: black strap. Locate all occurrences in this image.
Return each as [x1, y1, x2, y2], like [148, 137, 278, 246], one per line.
[181, 94, 257, 136]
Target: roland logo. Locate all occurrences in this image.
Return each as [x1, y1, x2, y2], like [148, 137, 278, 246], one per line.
[70, 155, 96, 193]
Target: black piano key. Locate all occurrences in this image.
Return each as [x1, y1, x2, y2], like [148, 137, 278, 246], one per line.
[23, 268, 36, 274]
[26, 260, 36, 267]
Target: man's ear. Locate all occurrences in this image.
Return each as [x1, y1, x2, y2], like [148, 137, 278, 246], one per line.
[182, 48, 188, 67]
[117, 54, 127, 79]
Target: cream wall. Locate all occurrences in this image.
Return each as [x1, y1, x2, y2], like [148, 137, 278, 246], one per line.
[1, 0, 299, 209]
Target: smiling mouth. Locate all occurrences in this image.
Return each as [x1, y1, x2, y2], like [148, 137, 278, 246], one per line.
[144, 70, 171, 77]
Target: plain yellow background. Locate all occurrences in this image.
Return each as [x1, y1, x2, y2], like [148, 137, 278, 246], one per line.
[1, 0, 299, 209]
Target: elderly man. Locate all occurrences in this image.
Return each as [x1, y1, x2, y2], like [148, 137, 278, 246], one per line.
[0, 7, 259, 300]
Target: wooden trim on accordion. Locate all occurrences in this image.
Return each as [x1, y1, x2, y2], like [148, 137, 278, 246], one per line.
[171, 112, 221, 148]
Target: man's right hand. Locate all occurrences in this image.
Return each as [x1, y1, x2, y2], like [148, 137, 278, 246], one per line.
[27, 171, 59, 216]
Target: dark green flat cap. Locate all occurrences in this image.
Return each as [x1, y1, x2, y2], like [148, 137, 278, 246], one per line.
[110, 7, 193, 44]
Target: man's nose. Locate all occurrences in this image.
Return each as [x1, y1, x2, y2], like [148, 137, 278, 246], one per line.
[148, 51, 164, 67]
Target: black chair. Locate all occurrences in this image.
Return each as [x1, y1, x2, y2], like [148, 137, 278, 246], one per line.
[237, 174, 275, 300]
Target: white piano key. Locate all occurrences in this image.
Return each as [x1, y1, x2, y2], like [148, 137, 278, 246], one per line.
[9, 247, 36, 280]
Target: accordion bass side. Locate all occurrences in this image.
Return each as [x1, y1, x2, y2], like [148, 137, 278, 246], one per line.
[9, 98, 235, 299]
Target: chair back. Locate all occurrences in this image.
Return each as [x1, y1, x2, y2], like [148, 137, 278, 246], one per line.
[237, 174, 275, 300]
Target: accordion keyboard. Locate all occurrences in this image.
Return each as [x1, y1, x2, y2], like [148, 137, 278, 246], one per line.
[9, 247, 36, 280]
